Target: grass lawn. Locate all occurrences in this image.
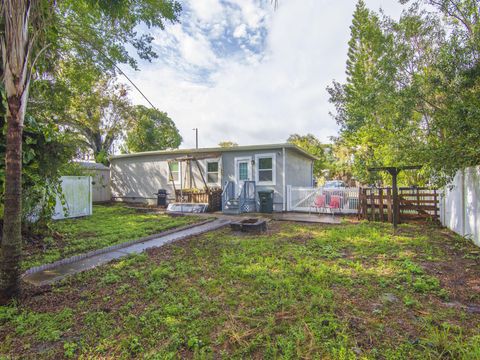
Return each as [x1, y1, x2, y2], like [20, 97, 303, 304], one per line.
[22, 204, 201, 270]
[2, 221, 480, 359]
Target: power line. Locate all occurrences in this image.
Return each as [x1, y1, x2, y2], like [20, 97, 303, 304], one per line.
[94, 47, 158, 110]
[64, 25, 159, 110]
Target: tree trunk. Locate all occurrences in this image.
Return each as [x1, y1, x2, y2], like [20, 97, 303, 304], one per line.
[0, 0, 32, 304]
[0, 97, 23, 303]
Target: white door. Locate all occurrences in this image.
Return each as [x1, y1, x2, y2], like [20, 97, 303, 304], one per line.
[235, 157, 252, 196]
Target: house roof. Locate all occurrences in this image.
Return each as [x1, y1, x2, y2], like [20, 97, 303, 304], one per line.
[76, 161, 110, 170]
[110, 143, 318, 161]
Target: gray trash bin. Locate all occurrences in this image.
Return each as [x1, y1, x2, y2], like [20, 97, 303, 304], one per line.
[258, 190, 274, 213]
[154, 189, 168, 207]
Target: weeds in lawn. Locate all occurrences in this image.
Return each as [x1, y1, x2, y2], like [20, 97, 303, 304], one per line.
[22, 204, 199, 270]
[1, 221, 479, 358]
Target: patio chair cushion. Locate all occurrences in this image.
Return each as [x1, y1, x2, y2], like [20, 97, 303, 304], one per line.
[330, 195, 341, 209]
[313, 195, 326, 208]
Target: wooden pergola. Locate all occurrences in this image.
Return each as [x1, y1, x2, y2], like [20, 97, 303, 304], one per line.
[167, 153, 223, 211]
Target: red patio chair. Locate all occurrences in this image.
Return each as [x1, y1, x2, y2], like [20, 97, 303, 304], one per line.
[329, 195, 342, 217]
[310, 194, 326, 214]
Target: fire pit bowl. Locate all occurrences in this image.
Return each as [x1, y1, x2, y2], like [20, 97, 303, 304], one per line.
[230, 218, 267, 233]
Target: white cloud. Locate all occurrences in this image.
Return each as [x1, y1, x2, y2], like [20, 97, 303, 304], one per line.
[124, 0, 405, 149]
[233, 24, 247, 38]
[189, 0, 223, 23]
[170, 25, 218, 68]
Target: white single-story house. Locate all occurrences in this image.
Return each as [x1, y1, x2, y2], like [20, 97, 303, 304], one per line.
[109, 143, 316, 213]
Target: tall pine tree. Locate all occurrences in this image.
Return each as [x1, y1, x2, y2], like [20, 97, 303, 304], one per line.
[328, 1, 431, 185]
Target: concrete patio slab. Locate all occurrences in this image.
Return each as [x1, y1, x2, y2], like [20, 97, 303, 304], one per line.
[271, 213, 342, 224]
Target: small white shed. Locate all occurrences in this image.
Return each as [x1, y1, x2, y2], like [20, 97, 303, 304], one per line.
[77, 161, 111, 202]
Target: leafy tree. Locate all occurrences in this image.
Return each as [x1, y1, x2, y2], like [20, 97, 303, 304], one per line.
[0, 86, 77, 225]
[287, 134, 326, 180]
[62, 75, 133, 164]
[405, 0, 480, 182]
[328, 0, 396, 184]
[323, 140, 356, 185]
[328, 1, 446, 186]
[218, 141, 238, 148]
[330, 0, 480, 188]
[124, 106, 182, 153]
[0, 0, 181, 302]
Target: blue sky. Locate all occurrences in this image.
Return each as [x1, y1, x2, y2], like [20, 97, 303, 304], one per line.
[124, 0, 405, 149]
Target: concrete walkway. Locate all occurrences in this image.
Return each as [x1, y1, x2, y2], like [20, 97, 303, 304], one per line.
[23, 218, 231, 286]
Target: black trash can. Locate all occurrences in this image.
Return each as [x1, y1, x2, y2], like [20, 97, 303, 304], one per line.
[258, 190, 274, 213]
[155, 189, 168, 207]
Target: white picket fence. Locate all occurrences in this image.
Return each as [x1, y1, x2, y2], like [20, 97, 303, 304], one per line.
[53, 176, 93, 220]
[287, 186, 360, 214]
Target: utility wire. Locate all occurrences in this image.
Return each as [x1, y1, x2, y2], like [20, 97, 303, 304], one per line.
[63, 25, 159, 110]
[94, 47, 158, 110]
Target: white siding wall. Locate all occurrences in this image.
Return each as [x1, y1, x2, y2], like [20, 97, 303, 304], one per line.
[110, 154, 222, 205]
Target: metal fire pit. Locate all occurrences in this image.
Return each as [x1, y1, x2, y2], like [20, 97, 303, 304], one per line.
[230, 218, 267, 233]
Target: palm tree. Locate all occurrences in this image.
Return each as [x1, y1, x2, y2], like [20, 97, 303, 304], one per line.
[0, 0, 37, 304]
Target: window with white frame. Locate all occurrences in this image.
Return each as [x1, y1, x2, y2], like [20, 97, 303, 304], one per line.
[206, 161, 219, 183]
[255, 153, 276, 185]
[169, 161, 179, 182]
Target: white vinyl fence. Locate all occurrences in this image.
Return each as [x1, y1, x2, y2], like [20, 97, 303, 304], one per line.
[439, 166, 480, 247]
[53, 176, 93, 220]
[287, 186, 360, 214]
[91, 168, 111, 202]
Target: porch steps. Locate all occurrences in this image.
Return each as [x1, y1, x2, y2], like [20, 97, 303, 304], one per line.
[222, 180, 257, 215]
[223, 199, 241, 214]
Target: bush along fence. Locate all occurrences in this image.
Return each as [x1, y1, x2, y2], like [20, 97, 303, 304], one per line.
[358, 187, 439, 223]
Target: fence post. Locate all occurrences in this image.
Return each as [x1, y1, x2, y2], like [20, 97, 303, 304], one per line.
[379, 188, 384, 222]
[371, 189, 375, 221]
[88, 176, 93, 215]
[357, 188, 362, 219]
[363, 189, 368, 220]
[386, 188, 392, 223]
[416, 187, 421, 215]
[286, 185, 292, 212]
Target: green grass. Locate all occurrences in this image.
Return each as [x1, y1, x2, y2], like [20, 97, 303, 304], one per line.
[22, 204, 201, 270]
[2, 221, 480, 359]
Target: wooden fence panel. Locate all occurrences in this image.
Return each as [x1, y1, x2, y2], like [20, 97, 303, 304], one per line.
[358, 187, 439, 223]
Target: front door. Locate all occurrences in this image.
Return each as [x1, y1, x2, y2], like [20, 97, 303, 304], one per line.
[235, 157, 252, 196]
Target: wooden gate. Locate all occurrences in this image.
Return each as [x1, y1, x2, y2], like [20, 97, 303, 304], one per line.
[358, 187, 439, 222]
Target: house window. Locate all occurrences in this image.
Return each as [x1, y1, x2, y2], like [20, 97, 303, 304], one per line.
[169, 161, 179, 182]
[239, 162, 249, 181]
[255, 153, 276, 185]
[207, 161, 219, 183]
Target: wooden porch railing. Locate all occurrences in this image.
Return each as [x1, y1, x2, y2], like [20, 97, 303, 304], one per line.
[175, 188, 223, 212]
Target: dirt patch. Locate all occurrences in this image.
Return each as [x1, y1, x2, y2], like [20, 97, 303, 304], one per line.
[420, 239, 480, 306]
[333, 225, 480, 353]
